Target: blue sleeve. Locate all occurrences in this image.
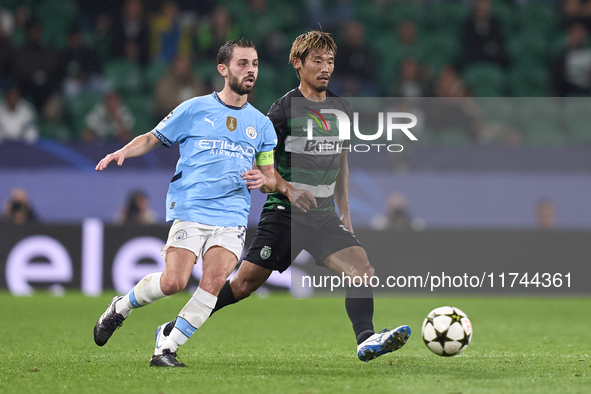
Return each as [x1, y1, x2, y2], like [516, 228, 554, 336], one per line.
[259, 116, 277, 152]
[151, 99, 194, 147]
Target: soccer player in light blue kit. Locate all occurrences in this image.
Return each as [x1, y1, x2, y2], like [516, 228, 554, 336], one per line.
[93, 39, 277, 367]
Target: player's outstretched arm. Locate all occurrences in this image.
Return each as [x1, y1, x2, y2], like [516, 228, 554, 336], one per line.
[95, 132, 162, 171]
[242, 164, 276, 193]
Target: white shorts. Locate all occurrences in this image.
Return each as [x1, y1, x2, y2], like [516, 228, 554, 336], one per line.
[161, 220, 246, 262]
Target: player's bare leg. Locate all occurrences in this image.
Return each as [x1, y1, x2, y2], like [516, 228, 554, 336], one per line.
[94, 247, 195, 347]
[324, 246, 411, 362]
[204, 260, 274, 313]
[160, 247, 199, 295]
[199, 246, 243, 295]
[146, 247, 198, 365]
[153, 259, 271, 355]
[227, 260, 272, 300]
[151, 246, 238, 367]
[323, 245, 374, 283]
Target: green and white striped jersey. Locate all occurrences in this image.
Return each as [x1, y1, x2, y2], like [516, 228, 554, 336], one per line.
[263, 88, 353, 212]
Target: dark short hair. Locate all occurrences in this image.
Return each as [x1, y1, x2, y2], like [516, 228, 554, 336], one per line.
[216, 38, 256, 66]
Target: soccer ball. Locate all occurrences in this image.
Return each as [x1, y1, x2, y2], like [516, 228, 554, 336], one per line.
[421, 306, 472, 356]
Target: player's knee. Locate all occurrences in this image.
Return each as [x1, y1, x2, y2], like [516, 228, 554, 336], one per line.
[231, 279, 256, 301]
[347, 262, 375, 285]
[160, 275, 188, 295]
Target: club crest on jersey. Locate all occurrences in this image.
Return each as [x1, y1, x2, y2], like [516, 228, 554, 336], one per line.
[245, 126, 257, 140]
[260, 245, 272, 260]
[304, 107, 331, 132]
[174, 230, 187, 241]
[226, 116, 237, 131]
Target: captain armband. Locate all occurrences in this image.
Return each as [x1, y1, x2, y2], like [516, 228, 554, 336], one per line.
[255, 150, 274, 166]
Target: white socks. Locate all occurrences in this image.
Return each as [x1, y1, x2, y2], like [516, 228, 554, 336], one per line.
[158, 287, 217, 354]
[115, 272, 165, 317]
[113, 276, 217, 355]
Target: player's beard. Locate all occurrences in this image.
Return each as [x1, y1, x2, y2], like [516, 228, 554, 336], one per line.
[310, 75, 329, 93]
[315, 84, 328, 92]
[228, 71, 255, 96]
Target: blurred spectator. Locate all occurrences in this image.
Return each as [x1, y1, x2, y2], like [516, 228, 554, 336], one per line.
[1, 187, 38, 224]
[242, 0, 273, 44]
[563, 0, 591, 28]
[335, 20, 378, 95]
[10, 5, 31, 47]
[88, 14, 113, 63]
[397, 20, 421, 58]
[551, 23, 591, 96]
[116, 190, 157, 225]
[12, 19, 61, 110]
[110, 0, 150, 65]
[429, 66, 486, 141]
[0, 2, 14, 37]
[0, 85, 38, 143]
[392, 57, 428, 97]
[0, 10, 14, 90]
[77, 0, 118, 30]
[371, 193, 413, 231]
[154, 54, 206, 119]
[536, 198, 555, 229]
[83, 90, 134, 142]
[461, 0, 509, 68]
[196, 6, 238, 59]
[61, 29, 109, 100]
[122, 40, 143, 64]
[305, 0, 353, 32]
[232, 0, 290, 65]
[150, 0, 192, 63]
[433, 66, 468, 97]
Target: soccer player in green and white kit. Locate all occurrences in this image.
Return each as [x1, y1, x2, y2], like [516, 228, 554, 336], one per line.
[155, 31, 411, 363]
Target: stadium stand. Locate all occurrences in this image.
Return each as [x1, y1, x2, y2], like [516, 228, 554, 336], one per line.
[462, 62, 506, 96]
[103, 59, 144, 94]
[0, 0, 587, 146]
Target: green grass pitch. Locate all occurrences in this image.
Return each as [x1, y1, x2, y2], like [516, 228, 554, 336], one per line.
[0, 292, 589, 393]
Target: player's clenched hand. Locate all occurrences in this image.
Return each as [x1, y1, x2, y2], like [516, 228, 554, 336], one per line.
[95, 151, 125, 171]
[290, 188, 317, 213]
[243, 169, 264, 190]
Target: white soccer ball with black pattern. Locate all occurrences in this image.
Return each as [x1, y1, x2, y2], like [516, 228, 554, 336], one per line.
[421, 306, 472, 356]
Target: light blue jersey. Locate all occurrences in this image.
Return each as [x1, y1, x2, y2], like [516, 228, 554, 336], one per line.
[151, 92, 277, 227]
